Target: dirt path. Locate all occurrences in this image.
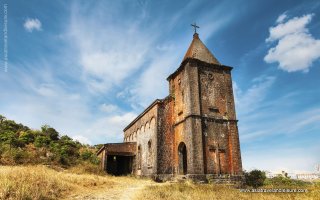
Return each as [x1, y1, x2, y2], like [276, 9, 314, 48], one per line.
[63, 178, 158, 200]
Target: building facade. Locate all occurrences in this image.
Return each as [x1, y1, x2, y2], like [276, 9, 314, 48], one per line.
[97, 33, 243, 181]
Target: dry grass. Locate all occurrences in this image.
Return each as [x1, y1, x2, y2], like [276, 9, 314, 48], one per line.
[0, 165, 115, 200]
[134, 181, 320, 200]
[1, 166, 319, 200]
[0, 165, 151, 200]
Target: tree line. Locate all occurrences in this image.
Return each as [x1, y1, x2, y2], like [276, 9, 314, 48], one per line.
[0, 114, 102, 167]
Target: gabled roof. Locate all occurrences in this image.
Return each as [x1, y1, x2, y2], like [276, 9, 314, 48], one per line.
[182, 33, 220, 65]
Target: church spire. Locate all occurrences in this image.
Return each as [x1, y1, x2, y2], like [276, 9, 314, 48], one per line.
[182, 26, 220, 65]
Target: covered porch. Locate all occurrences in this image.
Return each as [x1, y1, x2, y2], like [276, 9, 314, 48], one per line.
[97, 142, 136, 176]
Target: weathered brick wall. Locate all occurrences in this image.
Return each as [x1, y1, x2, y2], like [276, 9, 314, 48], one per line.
[227, 121, 242, 174]
[169, 63, 205, 175]
[123, 104, 159, 176]
[196, 60, 242, 175]
[204, 121, 230, 174]
[167, 58, 242, 176]
[198, 62, 235, 119]
[157, 97, 174, 174]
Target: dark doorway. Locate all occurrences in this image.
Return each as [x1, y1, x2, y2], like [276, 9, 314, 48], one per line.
[178, 142, 187, 175]
[106, 155, 133, 175]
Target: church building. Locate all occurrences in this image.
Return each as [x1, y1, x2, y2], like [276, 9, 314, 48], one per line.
[97, 29, 243, 181]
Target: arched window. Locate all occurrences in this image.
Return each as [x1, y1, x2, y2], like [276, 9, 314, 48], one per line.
[150, 117, 155, 129]
[138, 145, 141, 169]
[147, 140, 152, 168]
[137, 128, 140, 136]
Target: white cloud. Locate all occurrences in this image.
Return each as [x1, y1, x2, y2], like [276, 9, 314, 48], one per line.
[83, 112, 137, 142]
[24, 18, 42, 32]
[0, 61, 138, 144]
[73, 135, 92, 145]
[276, 13, 287, 24]
[266, 14, 312, 42]
[234, 75, 276, 115]
[264, 13, 320, 72]
[67, 3, 157, 93]
[127, 51, 180, 108]
[100, 103, 118, 113]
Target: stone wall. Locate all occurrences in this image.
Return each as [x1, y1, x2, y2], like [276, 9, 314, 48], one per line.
[156, 96, 174, 175]
[123, 102, 159, 176]
[196, 60, 242, 175]
[169, 62, 205, 175]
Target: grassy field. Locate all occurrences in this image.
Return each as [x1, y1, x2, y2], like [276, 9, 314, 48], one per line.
[0, 165, 319, 200]
[0, 165, 144, 200]
[135, 181, 320, 200]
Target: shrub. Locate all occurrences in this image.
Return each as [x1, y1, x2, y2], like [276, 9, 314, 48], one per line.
[18, 130, 35, 144]
[80, 149, 100, 165]
[244, 170, 266, 188]
[41, 125, 59, 141]
[264, 175, 309, 187]
[34, 135, 51, 148]
[0, 147, 31, 164]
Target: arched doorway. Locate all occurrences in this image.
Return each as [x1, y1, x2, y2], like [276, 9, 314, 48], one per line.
[178, 142, 187, 175]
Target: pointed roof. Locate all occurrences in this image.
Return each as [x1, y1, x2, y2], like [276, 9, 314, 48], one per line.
[182, 33, 220, 65]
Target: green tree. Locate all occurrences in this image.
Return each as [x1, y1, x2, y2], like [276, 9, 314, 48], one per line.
[244, 170, 266, 188]
[18, 130, 35, 144]
[0, 130, 19, 148]
[34, 135, 51, 148]
[41, 125, 59, 141]
[0, 115, 6, 123]
[80, 149, 100, 164]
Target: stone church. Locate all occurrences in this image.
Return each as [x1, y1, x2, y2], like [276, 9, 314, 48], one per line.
[97, 31, 243, 181]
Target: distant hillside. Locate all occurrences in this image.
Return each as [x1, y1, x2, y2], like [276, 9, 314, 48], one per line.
[0, 114, 102, 167]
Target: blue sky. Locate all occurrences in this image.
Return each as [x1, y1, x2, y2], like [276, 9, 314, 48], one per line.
[1, 0, 320, 173]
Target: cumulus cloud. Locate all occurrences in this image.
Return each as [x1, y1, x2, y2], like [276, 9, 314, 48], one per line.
[264, 13, 320, 72]
[24, 18, 42, 32]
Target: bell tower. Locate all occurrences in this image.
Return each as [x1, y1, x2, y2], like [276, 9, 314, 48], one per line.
[167, 31, 242, 178]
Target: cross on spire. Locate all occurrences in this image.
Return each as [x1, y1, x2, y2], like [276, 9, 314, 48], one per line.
[191, 23, 200, 34]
